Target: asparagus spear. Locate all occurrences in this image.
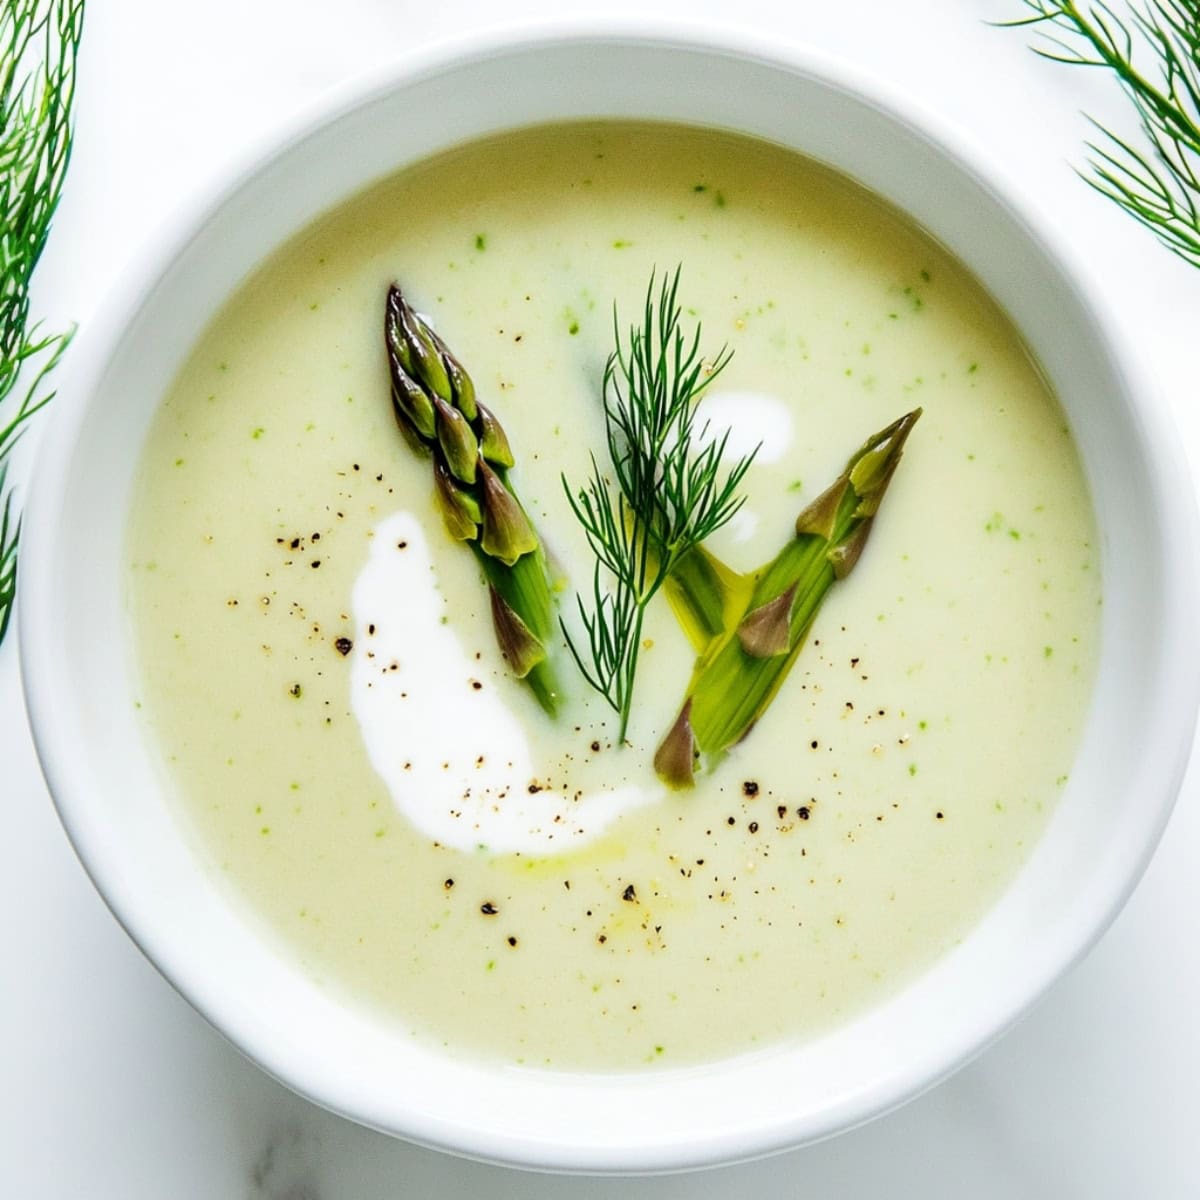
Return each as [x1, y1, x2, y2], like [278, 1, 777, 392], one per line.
[654, 408, 921, 787]
[385, 285, 562, 715]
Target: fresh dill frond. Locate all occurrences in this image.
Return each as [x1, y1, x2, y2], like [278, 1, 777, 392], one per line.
[562, 268, 757, 741]
[0, 0, 82, 643]
[0, 463, 18, 643]
[1007, 1, 1200, 266]
[0, 333, 66, 642]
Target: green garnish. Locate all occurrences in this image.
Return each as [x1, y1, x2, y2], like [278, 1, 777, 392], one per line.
[1008, 1, 1200, 266]
[561, 269, 757, 741]
[0, 0, 82, 644]
[384, 284, 563, 715]
[385, 270, 918, 779]
[654, 409, 921, 788]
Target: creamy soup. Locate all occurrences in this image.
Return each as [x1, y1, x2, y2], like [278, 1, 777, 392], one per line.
[127, 123, 1100, 1070]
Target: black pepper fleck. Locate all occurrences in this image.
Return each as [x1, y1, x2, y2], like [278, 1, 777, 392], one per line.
[334, 637, 353, 656]
[798, 806, 811, 820]
[480, 902, 498, 915]
[742, 781, 759, 797]
[622, 884, 637, 902]
[444, 878, 454, 890]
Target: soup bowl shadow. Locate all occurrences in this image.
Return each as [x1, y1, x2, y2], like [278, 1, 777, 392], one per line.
[19, 20, 1200, 1175]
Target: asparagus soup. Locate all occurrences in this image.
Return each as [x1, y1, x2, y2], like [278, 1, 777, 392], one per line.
[127, 122, 1100, 1070]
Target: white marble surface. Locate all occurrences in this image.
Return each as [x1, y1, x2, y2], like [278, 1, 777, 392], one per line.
[5, 1, 1199, 1195]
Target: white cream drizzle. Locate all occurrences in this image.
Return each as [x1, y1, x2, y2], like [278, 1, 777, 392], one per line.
[697, 389, 793, 464]
[349, 512, 657, 854]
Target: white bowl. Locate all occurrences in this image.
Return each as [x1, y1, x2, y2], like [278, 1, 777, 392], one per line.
[20, 21, 1200, 1174]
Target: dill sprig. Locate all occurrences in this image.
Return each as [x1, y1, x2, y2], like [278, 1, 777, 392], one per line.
[0, 0, 82, 643]
[562, 269, 757, 741]
[1007, 1, 1200, 266]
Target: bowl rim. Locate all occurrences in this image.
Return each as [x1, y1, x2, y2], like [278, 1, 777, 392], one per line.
[19, 15, 1200, 1174]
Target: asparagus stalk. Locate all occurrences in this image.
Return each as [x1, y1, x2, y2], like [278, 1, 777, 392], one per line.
[654, 408, 921, 787]
[385, 285, 562, 715]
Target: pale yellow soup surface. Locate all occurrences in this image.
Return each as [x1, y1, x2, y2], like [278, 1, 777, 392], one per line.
[127, 122, 1100, 1070]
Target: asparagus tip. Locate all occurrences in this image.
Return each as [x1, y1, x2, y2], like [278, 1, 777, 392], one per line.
[737, 584, 797, 657]
[478, 458, 538, 565]
[653, 699, 697, 789]
[489, 586, 547, 678]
